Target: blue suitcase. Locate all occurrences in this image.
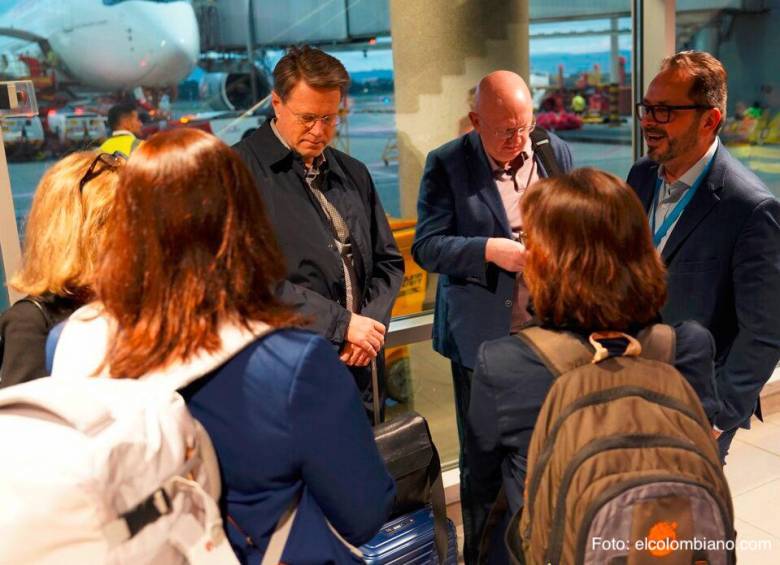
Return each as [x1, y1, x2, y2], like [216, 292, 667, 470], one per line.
[360, 506, 458, 564]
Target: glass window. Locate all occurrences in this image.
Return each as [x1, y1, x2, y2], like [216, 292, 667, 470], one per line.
[385, 339, 459, 469]
[676, 1, 780, 198]
[103, 0, 181, 5]
[529, 8, 634, 179]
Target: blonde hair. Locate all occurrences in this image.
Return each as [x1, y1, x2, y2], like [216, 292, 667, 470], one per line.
[11, 151, 120, 298]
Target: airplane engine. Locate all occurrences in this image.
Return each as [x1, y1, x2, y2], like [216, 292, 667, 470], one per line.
[199, 71, 271, 111]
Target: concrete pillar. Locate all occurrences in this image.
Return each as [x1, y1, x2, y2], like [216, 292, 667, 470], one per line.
[389, 0, 530, 218]
[633, 0, 676, 159]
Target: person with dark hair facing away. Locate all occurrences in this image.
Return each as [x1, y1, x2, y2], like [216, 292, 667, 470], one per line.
[468, 168, 719, 563]
[0, 150, 122, 389]
[628, 51, 780, 462]
[100, 103, 143, 156]
[50, 128, 395, 563]
[234, 45, 404, 422]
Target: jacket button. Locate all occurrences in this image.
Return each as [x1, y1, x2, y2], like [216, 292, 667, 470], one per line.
[504, 299, 512, 307]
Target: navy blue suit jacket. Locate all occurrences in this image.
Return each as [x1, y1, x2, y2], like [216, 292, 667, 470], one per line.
[627, 142, 780, 430]
[412, 129, 573, 369]
[183, 329, 395, 564]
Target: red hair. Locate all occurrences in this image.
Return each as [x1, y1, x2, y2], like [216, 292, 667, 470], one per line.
[97, 128, 299, 378]
[520, 168, 667, 332]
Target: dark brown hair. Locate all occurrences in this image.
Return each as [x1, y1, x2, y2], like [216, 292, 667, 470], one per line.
[660, 50, 727, 131]
[521, 168, 667, 333]
[97, 128, 299, 379]
[273, 45, 350, 100]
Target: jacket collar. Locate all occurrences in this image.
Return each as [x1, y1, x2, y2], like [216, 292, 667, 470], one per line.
[248, 120, 346, 182]
[659, 141, 726, 263]
[463, 131, 511, 236]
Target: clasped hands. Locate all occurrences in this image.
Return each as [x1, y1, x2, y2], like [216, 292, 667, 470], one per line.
[339, 313, 386, 367]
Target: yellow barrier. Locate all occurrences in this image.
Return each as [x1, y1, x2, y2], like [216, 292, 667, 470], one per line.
[386, 218, 428, 403]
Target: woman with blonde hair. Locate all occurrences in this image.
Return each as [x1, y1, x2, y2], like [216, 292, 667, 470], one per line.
[0, 151, 122, 388]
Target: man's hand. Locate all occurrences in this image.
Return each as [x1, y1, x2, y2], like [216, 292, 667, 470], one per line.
[485, 237, 527, 272]
[346, 313, 386, 356]
[339, 342, 372, 367]
[711, 427, 722, 440]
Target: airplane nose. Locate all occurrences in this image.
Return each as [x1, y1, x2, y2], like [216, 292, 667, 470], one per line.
[135, 4, 200, 86]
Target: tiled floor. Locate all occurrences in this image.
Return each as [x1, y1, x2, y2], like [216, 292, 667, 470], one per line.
[724, 412, 780, 564]
[453, 416, 780, 563]
[391, 344, 780, 563]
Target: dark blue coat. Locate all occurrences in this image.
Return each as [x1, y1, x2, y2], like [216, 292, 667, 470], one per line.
[468, 321, 717, 563]
[627, 142, 780, 431]
[412, 130, 573, 369]
[182, 329, 395, 564]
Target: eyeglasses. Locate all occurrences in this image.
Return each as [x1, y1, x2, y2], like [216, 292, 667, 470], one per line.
[491, 120, 536, 140]
[287, 109, 341, 130]
[79, 152, 126, 193]
[635, 103, 713, 124]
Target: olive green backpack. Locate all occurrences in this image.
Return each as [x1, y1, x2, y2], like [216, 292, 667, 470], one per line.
[511, 325, 735, 565]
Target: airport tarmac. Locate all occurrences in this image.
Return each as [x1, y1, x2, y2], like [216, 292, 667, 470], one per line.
[6, 104, 779, 238]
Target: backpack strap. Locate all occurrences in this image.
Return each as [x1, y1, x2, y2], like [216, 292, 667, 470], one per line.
[517, 327, 593, 377]
[530, 128, 563, 178]
[18, 297, 54, 330]
[636, 323, 676, 365]
[518, 324, 677, 378]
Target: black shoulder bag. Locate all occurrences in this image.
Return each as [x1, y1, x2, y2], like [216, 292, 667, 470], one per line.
[0, 297, 54, 377]
[530, 128, 564, 178]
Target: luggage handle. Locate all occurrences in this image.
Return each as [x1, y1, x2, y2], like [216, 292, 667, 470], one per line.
[371, 361, 449, 564]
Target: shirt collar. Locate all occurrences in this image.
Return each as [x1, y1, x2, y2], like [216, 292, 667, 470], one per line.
[658, 137, 719, 190]
[110, 129, 135, 137]
[270, 118, 327, 171]
[485, 135, 535, 174]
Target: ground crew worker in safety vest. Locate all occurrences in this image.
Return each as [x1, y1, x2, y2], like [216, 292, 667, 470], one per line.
[100, 103, 143, 157]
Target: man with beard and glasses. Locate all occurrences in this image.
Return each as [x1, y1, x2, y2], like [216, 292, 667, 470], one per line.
[627, 51, 780, 463]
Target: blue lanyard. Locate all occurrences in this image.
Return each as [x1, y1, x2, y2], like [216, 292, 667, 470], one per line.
[650, 154, 715, 248]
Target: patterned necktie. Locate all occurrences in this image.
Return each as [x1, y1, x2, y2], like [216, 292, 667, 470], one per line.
[304, 164, 360, 312]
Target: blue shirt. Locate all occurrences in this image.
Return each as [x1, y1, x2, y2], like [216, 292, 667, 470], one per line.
[181, 329, 395, 564]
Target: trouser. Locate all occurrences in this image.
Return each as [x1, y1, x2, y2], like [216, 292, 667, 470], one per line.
[717, 416, 751, 465]
[451, 361, 490, 565]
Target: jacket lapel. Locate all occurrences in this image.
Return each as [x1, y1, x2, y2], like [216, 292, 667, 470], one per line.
[661, 148, 725, 263]
[638, 162, 661, 213]
[465, 132, 511, 237]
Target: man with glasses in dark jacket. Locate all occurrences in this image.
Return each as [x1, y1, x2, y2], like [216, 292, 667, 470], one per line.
[628, 51, 780, 463]
[234, 46, 403, 422]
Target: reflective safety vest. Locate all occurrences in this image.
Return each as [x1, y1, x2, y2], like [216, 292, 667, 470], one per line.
[99, 133, 140, 157]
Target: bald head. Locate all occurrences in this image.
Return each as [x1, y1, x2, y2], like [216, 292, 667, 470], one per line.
[474, 70, 533, 115]
[470, 70, 535, 165]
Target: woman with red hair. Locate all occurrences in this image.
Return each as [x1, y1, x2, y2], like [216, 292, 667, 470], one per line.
[50, 128, 394, 563]
[467, 168, 719, 562]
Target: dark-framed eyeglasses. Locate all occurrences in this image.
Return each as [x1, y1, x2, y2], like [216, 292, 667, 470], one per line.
[635, 102, 713, 124]
[79, 151, 126, 193]
[492, 119, 536, 140]
[287, 109, 342, 131]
